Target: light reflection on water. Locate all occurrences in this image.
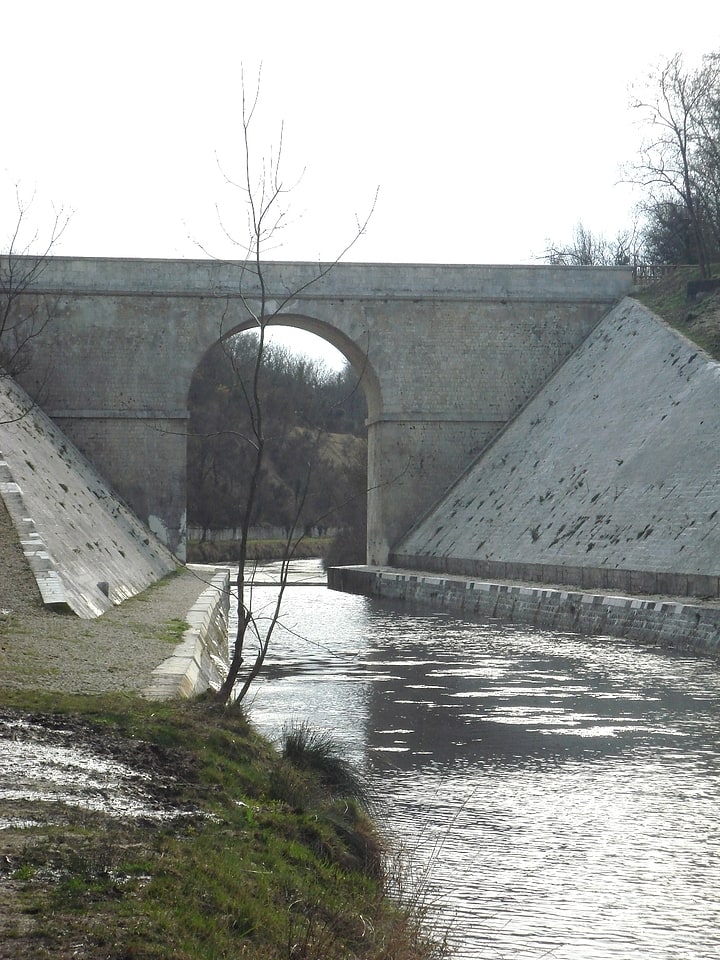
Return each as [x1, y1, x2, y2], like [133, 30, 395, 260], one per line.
[238, 561, 720, 960]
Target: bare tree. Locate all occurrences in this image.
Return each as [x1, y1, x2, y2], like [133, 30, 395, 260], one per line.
[211, 72, 376, 704]
[627, 51, 720, 277]
[543, 221, 642, 268]
[0, 186, 70, 380]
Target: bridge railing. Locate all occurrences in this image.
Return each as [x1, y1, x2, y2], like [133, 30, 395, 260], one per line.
[632, 263, 720, 283]
[632, 263, 686, 282]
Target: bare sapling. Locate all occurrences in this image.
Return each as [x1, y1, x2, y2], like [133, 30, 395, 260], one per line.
[212, 69, 376, 704]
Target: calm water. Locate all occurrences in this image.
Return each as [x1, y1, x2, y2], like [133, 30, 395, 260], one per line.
[238, 561, 720, 960]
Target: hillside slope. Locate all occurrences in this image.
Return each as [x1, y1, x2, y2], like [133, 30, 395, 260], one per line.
[634, 268, 720, 360]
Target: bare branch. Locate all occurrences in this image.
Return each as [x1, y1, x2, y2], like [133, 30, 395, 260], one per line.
[1, 187, 71, 410]
[624, 50, 720, 275]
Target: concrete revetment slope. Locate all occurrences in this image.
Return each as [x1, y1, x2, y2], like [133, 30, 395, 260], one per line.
[391, 298, 720, 599]
[0, 375, 177, 617]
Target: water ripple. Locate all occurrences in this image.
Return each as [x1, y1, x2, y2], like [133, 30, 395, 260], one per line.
[242, 562, 720, 960]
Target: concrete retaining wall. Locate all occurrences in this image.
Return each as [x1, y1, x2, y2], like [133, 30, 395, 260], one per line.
[329, 566, 720, 658]
[144, 566, 230, 699]
[187, 525, 340, 542]
[388, 556, 720, 602]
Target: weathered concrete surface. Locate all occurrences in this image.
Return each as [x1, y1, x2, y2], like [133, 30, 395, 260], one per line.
[144, 565, 230, 699]
[392, 298, 720, 598]
[0, 375, 177, 617]
[3, 256, 633, 563]
[329, 566, 720, 658]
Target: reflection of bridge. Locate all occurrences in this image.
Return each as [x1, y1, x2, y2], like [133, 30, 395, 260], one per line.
[7, 257, 632, 561]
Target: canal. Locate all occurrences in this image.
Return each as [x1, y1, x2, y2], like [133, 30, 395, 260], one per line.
[239, 561, 720, 959]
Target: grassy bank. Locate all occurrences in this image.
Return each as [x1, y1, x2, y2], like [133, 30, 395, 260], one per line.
[633, 266, 720, 360]
[0, 690, 447, 960]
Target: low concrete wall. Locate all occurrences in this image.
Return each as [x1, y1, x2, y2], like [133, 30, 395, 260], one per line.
[390, 555, 720, 601]
[187, 525, 339, 542]
[144, 566, 230, 699]
[329, 566, 720, 659]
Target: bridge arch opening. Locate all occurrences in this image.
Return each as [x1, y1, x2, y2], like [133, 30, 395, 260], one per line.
[211, 313, 383, 421]
[185, 315, 378, 566]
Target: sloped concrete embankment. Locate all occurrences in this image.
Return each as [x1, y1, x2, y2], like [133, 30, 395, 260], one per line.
[0, 375, 177, 617]
[329, 297, 720, 656]
[329, 566, 720, 658]
[145, 566, 231, 699]
[392, 298, 720, 601]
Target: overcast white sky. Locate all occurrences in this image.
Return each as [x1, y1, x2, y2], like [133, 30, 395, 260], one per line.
[2, 1, 718, 364]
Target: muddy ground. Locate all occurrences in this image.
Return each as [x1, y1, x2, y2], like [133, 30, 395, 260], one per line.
[0, 497, 221, 956]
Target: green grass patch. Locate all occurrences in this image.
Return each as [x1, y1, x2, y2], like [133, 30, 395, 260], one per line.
[0, 689, 448, 959]
[155, 617, 190, 644]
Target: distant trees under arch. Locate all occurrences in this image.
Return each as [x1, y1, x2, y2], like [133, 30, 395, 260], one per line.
[187, 330, 367, 548]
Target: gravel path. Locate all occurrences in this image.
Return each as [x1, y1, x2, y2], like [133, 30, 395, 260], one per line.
[0, 498, 215, 695]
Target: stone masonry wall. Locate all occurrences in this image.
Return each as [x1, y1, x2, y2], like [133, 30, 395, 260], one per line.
[4, 257, 632, 562]
[329, 566, 720, 659]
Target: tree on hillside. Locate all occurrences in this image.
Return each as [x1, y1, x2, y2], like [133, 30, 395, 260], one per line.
[0, 186, 70, 381]
[543, 221, 642, 267]
[639, 198, 699, 265]
[626, 50, 720, 276]
[544, 51, 720, 276]
[207, 71, 376, 705]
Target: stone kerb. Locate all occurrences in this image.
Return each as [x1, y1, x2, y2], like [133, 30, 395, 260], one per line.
[329, 566, 720, 658]
[145, 566, 230, 700]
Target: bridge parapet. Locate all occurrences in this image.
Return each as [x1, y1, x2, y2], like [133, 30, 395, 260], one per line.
[1, 255, 632, 302]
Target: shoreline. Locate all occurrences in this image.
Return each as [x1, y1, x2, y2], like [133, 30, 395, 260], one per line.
[330, 565, 720, 659]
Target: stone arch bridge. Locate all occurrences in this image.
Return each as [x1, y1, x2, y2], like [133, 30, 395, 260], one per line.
[6, 257, 633, 561]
